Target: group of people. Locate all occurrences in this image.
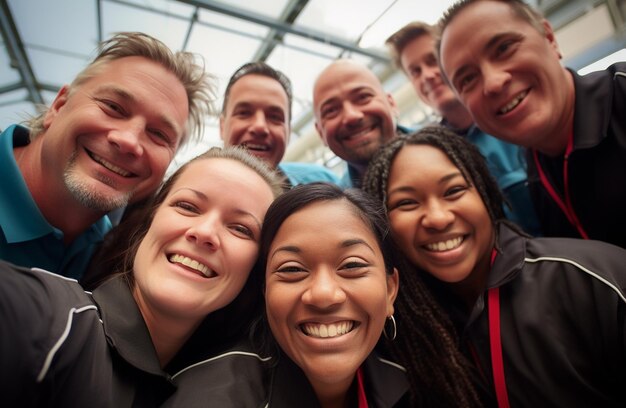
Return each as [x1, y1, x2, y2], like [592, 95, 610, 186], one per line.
[1, 0, 625, 407]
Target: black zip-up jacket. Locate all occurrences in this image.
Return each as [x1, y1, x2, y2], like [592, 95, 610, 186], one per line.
[0, 264, 202, 407]
[437, 224, 626, 407]
[527, 62, 626, 247]
[164, 344, 410, 407]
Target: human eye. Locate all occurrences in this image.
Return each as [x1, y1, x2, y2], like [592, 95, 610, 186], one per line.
[338, 258, 370, 277]
[97, 98, 126, 117]
[444, 184, 469, 198]
[321, 105, 339, 120]
[172, 200, 199, 214]
[388, 197, 419, 212]
[233, 107, 252, 118]
[272, 262, 308, 282]
[355, 92, 373, 104]
[456, 72, 478, 93]
[268, 111, 285, 124]
[148, 128, 173, 147]
[409, 66, 422, 78]
[494, 38, 517, 58]
[229, 224, 255, 240]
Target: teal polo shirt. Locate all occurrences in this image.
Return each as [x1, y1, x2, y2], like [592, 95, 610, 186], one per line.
[0, 125, 111, 279]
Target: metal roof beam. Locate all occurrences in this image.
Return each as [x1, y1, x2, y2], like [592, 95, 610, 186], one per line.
[0, 0, 43, 104]
[177, 0, 390, 62]
[252, 0, 309, 62]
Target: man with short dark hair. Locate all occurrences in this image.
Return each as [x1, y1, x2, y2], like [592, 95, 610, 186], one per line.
[220, 62, 339, 187]
[438, 0, 626, 247]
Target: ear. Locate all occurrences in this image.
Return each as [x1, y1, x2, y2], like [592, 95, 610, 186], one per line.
[315, 121, 329, 147]
[43, 85, 70, 129]
[542, 19, 562, 59]
[386, 267, 400, 316]
[387, 93, 399, 120]
[218, 114, 227, 143]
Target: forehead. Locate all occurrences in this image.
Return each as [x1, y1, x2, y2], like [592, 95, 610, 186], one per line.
[392, 144, 456, 175]
[275, 199, 379, 246]
[314, 63, 384, 102]
[444, 0, 528, 40]
[401, 34, 436, 61]
[172, 158, 271, 201]
[226, 74, 289, 111]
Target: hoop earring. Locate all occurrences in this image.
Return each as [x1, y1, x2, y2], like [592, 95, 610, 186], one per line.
[383, 315, 397, 341]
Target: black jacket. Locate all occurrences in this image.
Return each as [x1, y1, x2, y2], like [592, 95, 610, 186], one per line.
[437, 224, 626, 407]
[527, 62, 626, 247]
[163, 343, 410, 407]
[0, 264, 175, 407]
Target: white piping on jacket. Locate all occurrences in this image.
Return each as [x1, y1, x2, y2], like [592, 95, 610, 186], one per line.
[171, 351, 272, 380]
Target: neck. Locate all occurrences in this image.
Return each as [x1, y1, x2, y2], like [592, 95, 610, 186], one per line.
[537, 69, 576, 157]
[16, 139, 106, 244]
[307, 371, 357, 408]
[441, 101, 474, 130]
[133, 288, 199, 367]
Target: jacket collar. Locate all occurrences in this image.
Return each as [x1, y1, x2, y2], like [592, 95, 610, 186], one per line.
[92, 276, 166, 377]
[569, 64, 618, 150]
[267, 352, 408, 407]
[487, 223, 528, 289]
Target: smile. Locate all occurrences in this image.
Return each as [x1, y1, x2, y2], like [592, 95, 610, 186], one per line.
[342, 123, 377, 141]
[498, 90, 528, 115]
[301, 321, 355, 338]
[242, 142, 270, 152]
[88, 151, 133, 177]
[424, 236, 465, 252]
[169, 254, 216, 278]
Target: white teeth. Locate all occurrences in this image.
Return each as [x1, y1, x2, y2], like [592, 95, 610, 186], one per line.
[169, 254, 215, 277]
[242, 143, 269, 151]
[425, 236, 464, 252]
[301, 321, 354, 338]
[90, 152, 132, 177]
[499, 90, 528, 114]
[344, 124, 376, 141]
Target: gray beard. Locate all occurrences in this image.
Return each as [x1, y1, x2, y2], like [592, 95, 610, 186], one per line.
[63, 151, 132, 212]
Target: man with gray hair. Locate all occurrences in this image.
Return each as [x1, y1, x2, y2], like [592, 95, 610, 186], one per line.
[0, 32, 216, 279]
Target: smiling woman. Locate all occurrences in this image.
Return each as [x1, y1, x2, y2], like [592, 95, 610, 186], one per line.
[363, 125, 626, 407]
[0, 146, 283, 407]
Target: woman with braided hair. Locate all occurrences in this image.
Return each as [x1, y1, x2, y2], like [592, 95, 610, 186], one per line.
[363, 125, 626, 408]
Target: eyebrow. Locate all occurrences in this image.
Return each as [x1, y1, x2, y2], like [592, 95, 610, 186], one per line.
[387, 171, 464, 196]
[172, 187, 263, 230]
[450, 32, 512, 85]
[95, 84, 182, 138]
[269, 237, 376, 261]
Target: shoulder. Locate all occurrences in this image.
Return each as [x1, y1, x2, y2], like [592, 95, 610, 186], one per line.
[164, 340, 271, 407]
[279, 161, 340, 186]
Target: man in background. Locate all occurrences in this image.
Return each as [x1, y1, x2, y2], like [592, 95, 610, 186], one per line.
[220, 62, 339, 187]
[313, 59, 409, 188]
[386, 21, 540, 235]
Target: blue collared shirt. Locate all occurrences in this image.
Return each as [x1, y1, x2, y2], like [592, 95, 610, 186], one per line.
[0, 125, 111, 279]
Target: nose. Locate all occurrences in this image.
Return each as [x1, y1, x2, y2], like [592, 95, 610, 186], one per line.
[420, 201, 455, 231]
[422, 65, 439, 81]
[482, 64, 511, 95]
[250, 111, 269, 138]
[185, 214, 221, 251]
[301, 269, 346, 309]
[341, 102, 364, 126]
[107, 123, 144, 157]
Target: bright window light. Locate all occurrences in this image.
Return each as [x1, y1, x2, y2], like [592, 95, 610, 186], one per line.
[577, 48, 626, 75]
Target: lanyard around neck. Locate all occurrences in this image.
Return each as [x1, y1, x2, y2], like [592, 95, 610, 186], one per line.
[356, 366, 369, 408]
[488, 248, 511, 408]
[532, 131, 589, 239]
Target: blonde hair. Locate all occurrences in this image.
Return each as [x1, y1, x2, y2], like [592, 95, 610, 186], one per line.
[27, 32, 217, 149]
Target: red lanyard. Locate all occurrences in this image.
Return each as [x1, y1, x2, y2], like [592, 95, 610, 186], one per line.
[356, 366, 369, 408]
[532, 132, 589, 239]
[488, 249, 511, 408]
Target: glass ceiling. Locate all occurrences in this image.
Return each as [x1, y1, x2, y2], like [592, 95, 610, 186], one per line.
[1, 0, 625, 172]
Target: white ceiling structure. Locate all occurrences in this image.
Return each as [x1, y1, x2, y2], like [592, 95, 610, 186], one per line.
[1, 0, 625, 174]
